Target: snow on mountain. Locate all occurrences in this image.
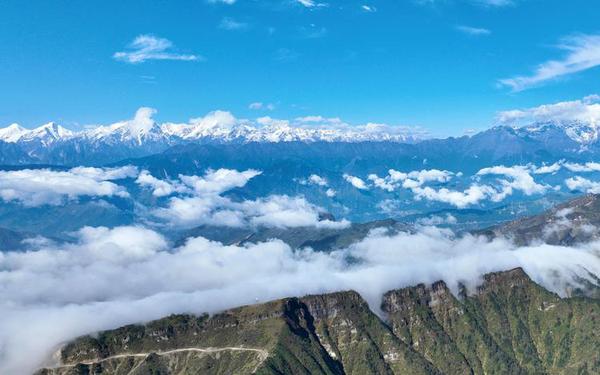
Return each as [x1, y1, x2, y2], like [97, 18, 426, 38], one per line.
[159, 111, 427, 143]
[0, 108, 428, 149]
[0, 124, 28, 143]
[82, 107, 168, 146]
[4, 106, 600, 167]
[514, 120, 600, 146]
[496, 95, 600, 146]
[3, 113, 600, 150]
[557, 122, 599, 145]
[0, 122, 74, 146]
[28, 122, 73, 141]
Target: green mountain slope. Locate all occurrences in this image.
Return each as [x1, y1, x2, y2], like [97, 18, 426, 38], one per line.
[37, 268, 599, 375]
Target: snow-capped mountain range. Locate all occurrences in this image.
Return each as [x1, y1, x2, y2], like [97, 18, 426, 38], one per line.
[1, 108, 600, 166]
[0, 109, 427, 146]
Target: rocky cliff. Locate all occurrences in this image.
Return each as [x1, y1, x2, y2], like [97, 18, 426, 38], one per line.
[37, 268, 599, 375]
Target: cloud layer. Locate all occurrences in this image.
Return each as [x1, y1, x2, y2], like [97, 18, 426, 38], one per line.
[0, 167, 136, 206]
[1, 225, 598, 374]
[356, 165, 552, 208]
[141, 168, 348, 229]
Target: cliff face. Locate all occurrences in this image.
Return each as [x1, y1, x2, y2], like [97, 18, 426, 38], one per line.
[383, 268, 599, 375]
[38, 269, 599, 375]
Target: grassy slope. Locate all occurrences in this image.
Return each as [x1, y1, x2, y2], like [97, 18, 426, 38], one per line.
[38, 269, 599, 375]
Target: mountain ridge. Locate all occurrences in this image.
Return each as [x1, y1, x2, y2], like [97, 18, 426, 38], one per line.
[2, 118, 600, 166]
[37, 268, 600, 375]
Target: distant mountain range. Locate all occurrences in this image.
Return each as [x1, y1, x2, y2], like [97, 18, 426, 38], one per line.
[2, 118, 600, 166]
[0, 115, 423, 165]
[37, 268, 600, 375]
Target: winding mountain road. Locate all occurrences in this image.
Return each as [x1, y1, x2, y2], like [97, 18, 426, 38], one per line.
[49, 346, 269, 374]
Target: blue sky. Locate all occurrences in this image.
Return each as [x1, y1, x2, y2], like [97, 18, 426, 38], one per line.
[1, 0, 599, 135]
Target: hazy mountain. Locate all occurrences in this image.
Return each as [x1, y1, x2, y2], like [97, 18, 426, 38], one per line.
[0, 227, 33, 251]
[481, 193, 600, 246]
[0, 116, 426, 166]
[1, 120, 600, 166]
[38, 268, 600, 375]
[177, 219, 411, 251]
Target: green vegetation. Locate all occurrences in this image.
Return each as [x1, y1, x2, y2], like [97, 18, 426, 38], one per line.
[38, 269, 599, 375]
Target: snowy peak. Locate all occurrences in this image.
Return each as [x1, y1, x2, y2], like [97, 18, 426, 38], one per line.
[518, 120, 600, 145]
[26, 122, 74, 142]
[0, 122, 73, 145]
[0, 109, 429, 149]
[0, 123, 28, 143]
[83, 108, 167, 145]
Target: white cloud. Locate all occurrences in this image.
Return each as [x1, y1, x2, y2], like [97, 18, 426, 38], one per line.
[295, 115, 342, 124]
[136, 170, 184, 197]
[84, 107, 159, 144]
[563, 161, 600, 173]
[343, 174, 369, 190]
[533, 162, 562, 175]
[307, 174, 328, 186]
[406, 164, 549, 207]
[0, 167, 135, 206]
[325, 188, 336, 197]
[248, 102, 275, 111]
[240, 195, 349, 229]
[496, 95, 600, 125]
[296, 0, 327, 8]
[499, 34, 600, 91]
[477, 165, 549, 197]
[361, 5, 376, 12]
[368, 174, 395, 192]
[151, 169, 260, 227]
[416, 0, 514, 7]
[377, 199, 404, 215]
[565, 176, 600, 194]
[531, 160, 600, 175]
[412, 184, 494, 208]
[113, 35, 200, 64]
[219, 17, 248, 31]
[180, 168, 261, 195]
[541, 207, 597, 241]
[148, 169, 347, 229]
[456, 25, 491, 36]
[2, 225, 598, 374]
[417, 214, 457, 226]
[186, 110, 238, 137]
[355, 165, 555, 208]
[68, 166, 138, 181]
[155, 193, 346, 229]
[154, 195, 245, 227]
[368, 168, 454, 192]
[208, 0, 236, 3]
[404, 169, 453, 188]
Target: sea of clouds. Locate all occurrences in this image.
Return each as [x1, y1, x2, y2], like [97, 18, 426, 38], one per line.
[1, 164, 600, 373]
[1, 161, 600, 216]
[0, 224, 599, 374]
